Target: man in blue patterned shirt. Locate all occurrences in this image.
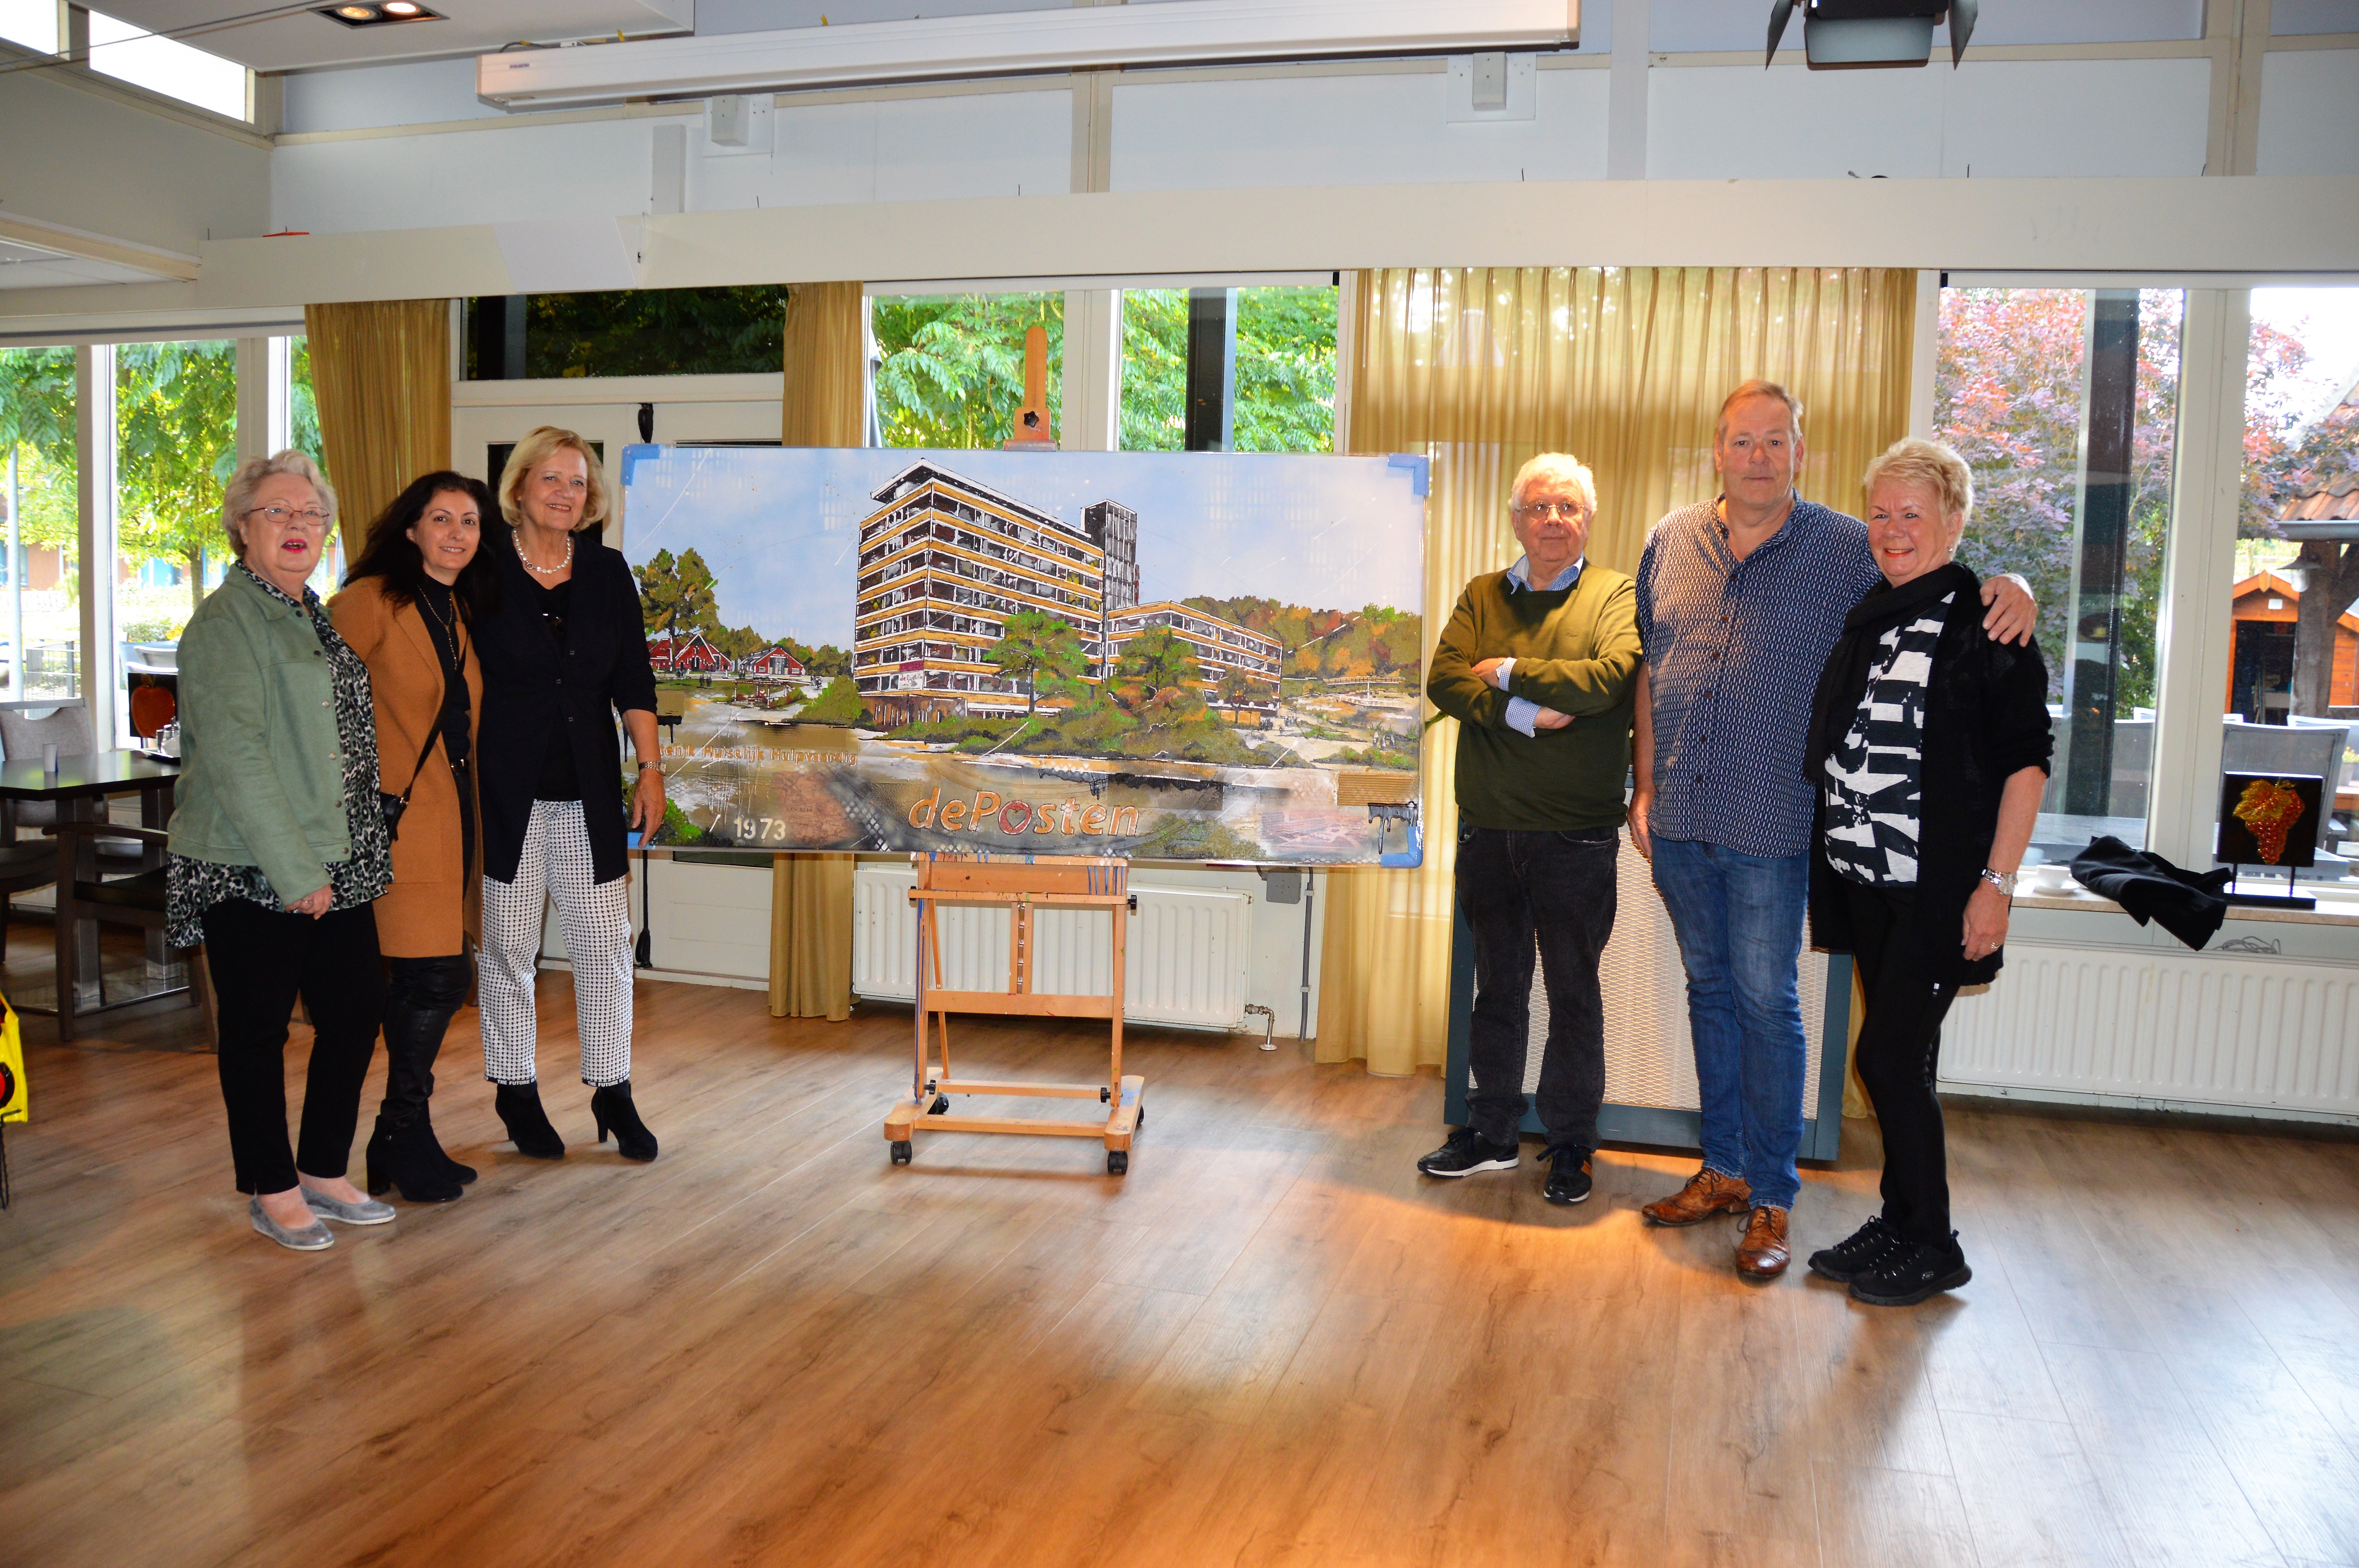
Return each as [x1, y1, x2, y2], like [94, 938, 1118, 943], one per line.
[1627, 381, 2036, 1281]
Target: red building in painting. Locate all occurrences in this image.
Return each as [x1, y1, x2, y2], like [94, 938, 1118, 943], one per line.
[742, 645, 808, 683]
[648, 629, 729, 675]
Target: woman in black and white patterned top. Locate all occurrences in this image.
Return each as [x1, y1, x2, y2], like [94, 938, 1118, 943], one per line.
[1801, 439, 2052, 1309]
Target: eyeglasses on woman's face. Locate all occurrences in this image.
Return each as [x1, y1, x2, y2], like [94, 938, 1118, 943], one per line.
[245, 505, 333, 533]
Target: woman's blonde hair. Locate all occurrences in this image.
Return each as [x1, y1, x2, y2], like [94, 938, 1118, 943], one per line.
[221, 450, 336, 559]
[499, 425, 611, 532]
[1863, 437, 1974, 524]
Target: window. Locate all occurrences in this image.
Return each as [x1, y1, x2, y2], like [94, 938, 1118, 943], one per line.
[463, 287, 795, 379]
[0, 346, 79, 699]
[1936, 286, 2185, 855]
[871, 292, 1063, 449]
[113, 340, 236, 744]
[86, 11, 249, 121]
[0, 0, 60, 54]
[1120, 285, 1338, 453]
[2228, 286, 2359, 875]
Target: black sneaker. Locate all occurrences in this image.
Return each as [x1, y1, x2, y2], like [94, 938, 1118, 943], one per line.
[1542, 1146, 1593, 1205]
[1849, 1232, 1972, 1307]
[1808, 1215, 1901, 1282]
[1416, 1127, 1520, 1178]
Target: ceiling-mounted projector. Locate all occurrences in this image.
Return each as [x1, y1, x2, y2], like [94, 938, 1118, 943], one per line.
[1766, 0, 1976, 69]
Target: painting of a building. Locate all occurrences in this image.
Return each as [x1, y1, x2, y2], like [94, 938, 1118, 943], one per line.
[649, 629, 729, 674]
[853, 460, 1107, 718]
[742, 644, 809, 683]
[1104, 601, 1283, 713]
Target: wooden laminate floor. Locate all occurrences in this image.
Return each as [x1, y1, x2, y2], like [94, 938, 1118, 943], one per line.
[4, 938, 2359, 1568]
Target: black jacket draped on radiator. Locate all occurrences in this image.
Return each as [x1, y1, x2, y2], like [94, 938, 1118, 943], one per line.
[474, 527, 658, 888]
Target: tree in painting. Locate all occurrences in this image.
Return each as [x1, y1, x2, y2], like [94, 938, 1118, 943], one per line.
[985, 610, 1090, 717]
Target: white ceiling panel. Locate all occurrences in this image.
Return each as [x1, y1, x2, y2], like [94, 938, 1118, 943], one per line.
[92, 1, 692, 73]
[0, 238, 178, 290]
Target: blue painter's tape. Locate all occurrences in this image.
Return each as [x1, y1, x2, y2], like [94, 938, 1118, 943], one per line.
[1387, 453, 1430, 498]
[619, 443, 662, 488]
[1379, 819, 1424, 869]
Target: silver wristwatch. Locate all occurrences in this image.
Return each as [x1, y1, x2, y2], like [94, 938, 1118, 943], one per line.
[1978, 868, 2017, 896]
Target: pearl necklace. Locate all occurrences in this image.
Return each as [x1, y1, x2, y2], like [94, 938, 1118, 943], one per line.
[516, 528, 574, 579]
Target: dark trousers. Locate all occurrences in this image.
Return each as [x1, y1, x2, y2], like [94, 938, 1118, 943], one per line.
[1843, 879, 1961, 1245]
[204, 899, 386, 1195]
[381, 953, 471, 1123]
[1456, 826, 1618, 1153]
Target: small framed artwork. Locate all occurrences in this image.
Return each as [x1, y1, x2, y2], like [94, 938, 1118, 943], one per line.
[2216, 772, 2324, 869]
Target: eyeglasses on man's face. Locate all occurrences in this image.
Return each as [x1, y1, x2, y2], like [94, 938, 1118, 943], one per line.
[245, 505, 332, 532]
[1516, 499, 1589, 521]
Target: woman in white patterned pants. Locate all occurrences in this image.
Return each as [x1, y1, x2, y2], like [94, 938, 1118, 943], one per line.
[471, 427, 665, 1163]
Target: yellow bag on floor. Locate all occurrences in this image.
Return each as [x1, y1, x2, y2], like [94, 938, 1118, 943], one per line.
[0, 990, 23, 1123]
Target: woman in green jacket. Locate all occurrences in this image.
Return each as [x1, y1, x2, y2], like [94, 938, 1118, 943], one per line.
[167, 451, 398, 1252]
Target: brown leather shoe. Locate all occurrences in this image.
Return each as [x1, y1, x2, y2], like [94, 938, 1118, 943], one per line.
[1641, 1168, 1752, 1227]
[1736, 1206, 1791, 1281]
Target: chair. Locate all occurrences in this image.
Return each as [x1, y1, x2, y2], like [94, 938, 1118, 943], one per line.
[0, 701, 94, 844]
[2221, 717, 2351, 861]
[0, 842, 56, 964]
[48, 822, 212, 1045]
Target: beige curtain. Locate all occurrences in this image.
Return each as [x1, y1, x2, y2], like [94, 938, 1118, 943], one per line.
[1317, 267, 1917, 1075]
[769, 281, 868, 1022]
[303, 300, 452, 563]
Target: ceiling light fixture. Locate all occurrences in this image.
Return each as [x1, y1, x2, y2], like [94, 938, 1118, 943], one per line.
[317, 2, 444, 27]
[476, 0, 1581, 109]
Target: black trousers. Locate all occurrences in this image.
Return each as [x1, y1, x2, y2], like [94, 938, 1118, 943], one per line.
[1842, 879, 1962, 1245]
[203, 898, 386, 1195]
[1456, 826, 1619, 1153]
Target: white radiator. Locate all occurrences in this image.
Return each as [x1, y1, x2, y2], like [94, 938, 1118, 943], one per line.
[1941, 941, 2359, 1120]
[851, 862, 1253, 1032]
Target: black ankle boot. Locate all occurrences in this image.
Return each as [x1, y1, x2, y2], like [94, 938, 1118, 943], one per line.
[366, 1112, 465, 1203]
[417, 1104, 477, 1185]
[494, 1081, 567, 1159]
[589, 1080, 658, 1162]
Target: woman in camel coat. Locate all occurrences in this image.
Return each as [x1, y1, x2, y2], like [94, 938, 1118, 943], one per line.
[331, 472, 497, 1203]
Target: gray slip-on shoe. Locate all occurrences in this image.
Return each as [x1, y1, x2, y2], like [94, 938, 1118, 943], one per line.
[300, 1186, 397, 1226]
[250, 1196, 334, 1251]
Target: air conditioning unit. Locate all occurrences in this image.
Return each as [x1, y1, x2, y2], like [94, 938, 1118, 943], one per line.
[478, 0, 1581, 109]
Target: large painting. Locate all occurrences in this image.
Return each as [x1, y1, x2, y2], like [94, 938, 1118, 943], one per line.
[618, 445, 1428, 865]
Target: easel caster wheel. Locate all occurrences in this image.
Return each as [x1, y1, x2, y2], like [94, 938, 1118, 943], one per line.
[928, 1096, 950, 1114]
[1100, 1086, 1112, 1103]
[891, 1141, 913, 1165]
[1135, 1106, 1145, 1127]
[1106, 1151, 1128, 1176]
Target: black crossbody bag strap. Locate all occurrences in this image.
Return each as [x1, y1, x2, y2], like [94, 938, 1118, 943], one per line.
[380, 615, 457, 842]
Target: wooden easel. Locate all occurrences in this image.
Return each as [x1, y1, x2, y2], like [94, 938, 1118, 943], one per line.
[883, 852, 1145, 1174]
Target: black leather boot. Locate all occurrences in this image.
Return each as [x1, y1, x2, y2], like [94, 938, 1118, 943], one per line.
[588, 1080, 658, 1162]
[494, 1081, 567, 1159]
[383, 954, 479, 1183]
[365, 1111, 464, 1203]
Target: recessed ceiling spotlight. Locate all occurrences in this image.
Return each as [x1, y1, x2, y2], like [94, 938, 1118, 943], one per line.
[316, 2, 443, 25]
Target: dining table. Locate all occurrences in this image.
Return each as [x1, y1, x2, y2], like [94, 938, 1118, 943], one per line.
[0, 750, 180, 1013]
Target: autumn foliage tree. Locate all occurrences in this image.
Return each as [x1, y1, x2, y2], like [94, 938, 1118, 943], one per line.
[1935, 289, 2183, 708]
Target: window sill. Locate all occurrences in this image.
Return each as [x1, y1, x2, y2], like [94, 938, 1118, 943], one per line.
[2014, 887, 2359, 927]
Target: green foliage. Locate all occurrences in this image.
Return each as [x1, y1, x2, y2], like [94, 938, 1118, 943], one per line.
[1109, 626, 1208, 720]
[467, 287, 795, 379]
[0, 347, 82, 552]
[1120, 287, 1337, 454]
[1180, 595, 1422, 682]
[289, 336, 324, 470]
[1129, 815, 1264, 860]
[799, 675, 867, 725]
[2245, 323, 2359, 532]
[1217, 667, 1274, 708]
[985, 610, 1090, 715]
[873, 294, 1063, 448]
[637, 547, 720, 639]
[114, 341, 239, 614]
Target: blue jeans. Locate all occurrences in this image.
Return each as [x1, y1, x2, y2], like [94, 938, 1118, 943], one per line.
[1648, 837, 1809, 1210]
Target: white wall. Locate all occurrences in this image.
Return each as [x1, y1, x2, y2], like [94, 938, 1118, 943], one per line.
[1647, 58, 2212, 180]
[1110, 68, 1610, 191]
[0, 62, 268, 254]
[279, 55, 498, 133]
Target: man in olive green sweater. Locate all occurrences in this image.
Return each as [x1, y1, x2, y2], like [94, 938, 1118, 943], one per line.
[1421, 453, 1642, 1206]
